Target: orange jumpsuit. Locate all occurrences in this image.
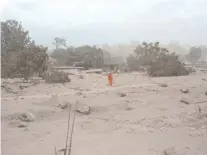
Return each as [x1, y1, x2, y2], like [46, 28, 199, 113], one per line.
[108, 73, 113, 86]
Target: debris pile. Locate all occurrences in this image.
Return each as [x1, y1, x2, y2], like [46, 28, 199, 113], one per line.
[43, 71, 71, 83]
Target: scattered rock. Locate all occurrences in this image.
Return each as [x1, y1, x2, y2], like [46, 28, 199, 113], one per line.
[19, 85, 24, 90]
[180, 88, 189, 94]
[78, 75, 85, 79]
[18, 122, 28, 128]
[9, 120, 24, 127]
[19, 112, 36, 122]
[119, 92, 126, 97]
[125, 104, 132, 110]
[76, 91, 83, 96]
[60, 102, 69, 109]
[180, 97, 191, 105]
[159, 83, 168, 87]
[76, 101, 91, 115]
[205, 91, 207, 95]
[163, 147, 176, 155]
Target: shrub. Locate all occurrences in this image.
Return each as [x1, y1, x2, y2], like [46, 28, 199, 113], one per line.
[127, 41, 190, 77]
[147, 54, 189, 77]
[127, 41, 168, 71]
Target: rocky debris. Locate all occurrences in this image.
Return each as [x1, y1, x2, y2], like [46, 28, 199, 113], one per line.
[119, 92, 127, 97]
[76, 101, 91, 115]
[60, 104, 68, 109]
[76, 91, 83, 96]
[163, 147, 176, 155]
[125, 104, 132, 110]
[19, 112, 36, 122]
[78, 75, 85, 79]
[205, 91, 207, 95]
[74, 87, 81, 91]
[18, 122, 28, 128]
[159, 83, 168, 87]
[180, 97, 191, 105]
[163, 147, 190, 155]
[8, 120, 27, 128]
[180, 88, 189, 94]
[58, 101, 70, 109]
[19, 85, 24, 90]
[53, 96, 70, 109]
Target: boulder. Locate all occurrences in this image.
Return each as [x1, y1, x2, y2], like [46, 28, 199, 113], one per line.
[159, 83, 168, 87]
[76, 101, 91, 115]
[19, 112, 36, 122]
[59, 101, 69, 109]
[119, 92, 127, 97]
[180, 88, 189, 94]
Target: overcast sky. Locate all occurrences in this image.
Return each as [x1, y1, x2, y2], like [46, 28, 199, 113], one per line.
[1, 0, 207, 48]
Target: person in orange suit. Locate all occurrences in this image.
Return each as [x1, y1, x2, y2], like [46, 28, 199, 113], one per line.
[108, 72, 113, 86]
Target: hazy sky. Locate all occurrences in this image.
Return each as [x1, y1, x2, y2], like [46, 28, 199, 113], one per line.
[1, 0, 207, 48]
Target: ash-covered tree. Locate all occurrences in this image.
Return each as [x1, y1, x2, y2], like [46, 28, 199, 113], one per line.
[126, 41, 169, 70]
[52, 37, 67, 49]
[186, 47, 202, 66]
[1, 20, 49, 80]
[75, 45, 104, 69]
[1, 20, 30, 57]
[126, 41, 188, 76]
[134, 41, 168, 58]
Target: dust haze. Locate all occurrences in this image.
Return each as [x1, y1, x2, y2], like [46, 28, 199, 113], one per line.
[1, 0, 207, 155]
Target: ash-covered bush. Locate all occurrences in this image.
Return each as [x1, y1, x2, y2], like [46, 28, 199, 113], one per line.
[126, 41, 168, 71]
[147, 54, 189, 77]
[126, 41, 189, 77]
